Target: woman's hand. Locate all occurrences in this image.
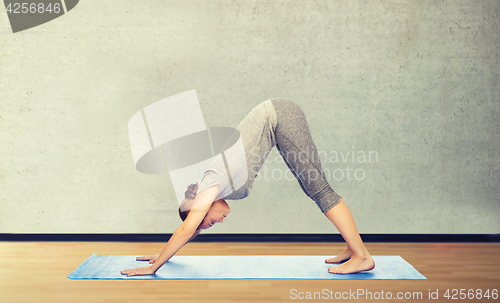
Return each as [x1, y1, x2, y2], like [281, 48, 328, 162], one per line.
[136, 254, 159, 264]
[120, 265, 156, 277]
[184, 183, 198, 199]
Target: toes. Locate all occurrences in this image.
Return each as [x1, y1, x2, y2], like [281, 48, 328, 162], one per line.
[326, 258, 348, 264]
[325, 257, 340, 263]
[328, 267, 340, 274]
[329, 270, 346, 274]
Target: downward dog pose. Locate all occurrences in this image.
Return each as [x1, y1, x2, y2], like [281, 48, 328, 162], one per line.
[121, 98, 374, 277]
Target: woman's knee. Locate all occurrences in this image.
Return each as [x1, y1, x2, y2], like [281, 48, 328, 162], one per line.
[312, 187, 341, 213]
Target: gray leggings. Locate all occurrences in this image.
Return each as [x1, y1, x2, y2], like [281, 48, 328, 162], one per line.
[271, 98, 341, 213]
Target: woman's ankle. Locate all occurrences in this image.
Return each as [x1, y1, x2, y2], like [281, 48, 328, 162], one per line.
[351, 248, 370, 260]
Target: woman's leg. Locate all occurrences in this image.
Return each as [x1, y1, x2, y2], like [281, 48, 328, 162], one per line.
[271, 98, 374, 274]
[324, 199, 374, 273]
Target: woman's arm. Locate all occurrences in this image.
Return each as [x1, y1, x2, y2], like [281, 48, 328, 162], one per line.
[186, 229, 201, 243]
[120, 185, 218, 276]
[134, 229, 201, 265]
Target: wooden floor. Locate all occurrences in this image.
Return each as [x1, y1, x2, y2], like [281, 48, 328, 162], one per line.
[1, 242, 499, 303]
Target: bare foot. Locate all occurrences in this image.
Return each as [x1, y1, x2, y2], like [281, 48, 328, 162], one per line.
[328, 254, 375, 274]
[325, 248, 352, 263]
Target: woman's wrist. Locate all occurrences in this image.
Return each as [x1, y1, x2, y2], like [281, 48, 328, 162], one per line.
[150, 263, 160, 273]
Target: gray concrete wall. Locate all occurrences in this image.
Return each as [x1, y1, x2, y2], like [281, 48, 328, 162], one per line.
[1, 0, 498, 234]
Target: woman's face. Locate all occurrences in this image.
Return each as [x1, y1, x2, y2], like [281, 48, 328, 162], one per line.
[199, 200, 230, 230]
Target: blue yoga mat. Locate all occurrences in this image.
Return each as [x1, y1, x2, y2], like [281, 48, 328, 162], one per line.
[68, 254, 426, 280]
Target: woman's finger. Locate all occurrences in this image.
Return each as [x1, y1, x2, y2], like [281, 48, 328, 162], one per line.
[124, 270, 137, 277]
[136, 255, 154, 261]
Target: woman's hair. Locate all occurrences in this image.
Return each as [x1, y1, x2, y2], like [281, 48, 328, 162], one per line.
[179, 182, 198, 222]
[178, 207, 189, 222]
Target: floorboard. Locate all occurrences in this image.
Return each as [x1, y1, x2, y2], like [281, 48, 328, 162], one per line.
[1, 242, 498, 302]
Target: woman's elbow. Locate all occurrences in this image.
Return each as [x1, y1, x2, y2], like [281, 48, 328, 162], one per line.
[175, 223, 197, 238]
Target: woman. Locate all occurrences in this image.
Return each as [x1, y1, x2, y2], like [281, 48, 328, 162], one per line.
[121, 98, 374, 277]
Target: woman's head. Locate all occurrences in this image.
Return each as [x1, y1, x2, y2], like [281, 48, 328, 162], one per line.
[179, 199, 230, 230]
